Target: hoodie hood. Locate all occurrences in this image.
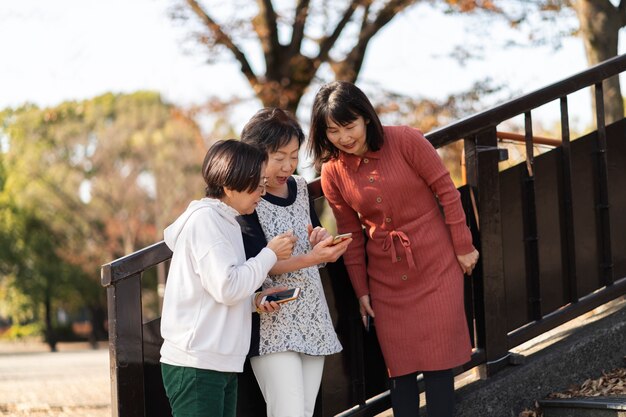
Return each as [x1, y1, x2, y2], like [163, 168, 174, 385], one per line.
[164, 198, 239, 250]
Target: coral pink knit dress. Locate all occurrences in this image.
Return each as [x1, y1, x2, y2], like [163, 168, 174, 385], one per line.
[321, 126, 474, 377]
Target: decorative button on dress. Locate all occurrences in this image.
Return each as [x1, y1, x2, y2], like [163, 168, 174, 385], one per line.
[321, 126, 474, 377]
[254, 176, 342, 356]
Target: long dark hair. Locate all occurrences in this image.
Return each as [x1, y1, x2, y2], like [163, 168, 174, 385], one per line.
[308, 81, 384, 169]
[241, 107, 304, 152]
[202, 139, 267, 198]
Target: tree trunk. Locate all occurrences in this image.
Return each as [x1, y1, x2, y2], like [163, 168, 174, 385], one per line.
[255, 81, 306, 114]
[254, 55, 317, 114]
[575, 0, 624, 125]
[88, 305, 108, 349]
[44, 293, 57, 352]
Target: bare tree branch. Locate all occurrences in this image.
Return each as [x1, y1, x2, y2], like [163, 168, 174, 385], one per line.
[619, 0, 626, 26]
[185, 0, 258, 85]
[289, 0, 311, 55]
[317, 1, 367, 64]
[332, 2, 371, 81]
[335, 0, 418, 81]
[359, 2, 371, 33]
[257, 0, 283, 78]
[175, 0, 424, 111]
[362, 0, 418, 44]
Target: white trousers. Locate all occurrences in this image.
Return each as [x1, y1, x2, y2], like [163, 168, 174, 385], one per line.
[250, 351, 325, 417]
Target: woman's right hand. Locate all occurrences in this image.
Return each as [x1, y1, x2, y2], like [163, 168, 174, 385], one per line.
[310, 235, 352, 263]
[359, 295, 375, 327]
[267, 231, 297, 260]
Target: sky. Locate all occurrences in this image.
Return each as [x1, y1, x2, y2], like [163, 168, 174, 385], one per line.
[1, 0, 624, 134]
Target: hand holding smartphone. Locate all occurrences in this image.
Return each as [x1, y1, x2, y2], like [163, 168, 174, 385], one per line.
[260, 288, 301, 304]
[365, 315, 373, 332]
[330, 233, 352, 246]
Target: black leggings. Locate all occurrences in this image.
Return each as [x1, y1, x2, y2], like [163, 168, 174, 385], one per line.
[389, 369, 454, 417]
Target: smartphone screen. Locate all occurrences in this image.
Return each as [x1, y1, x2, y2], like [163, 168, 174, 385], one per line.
[263, 288, 300, 303]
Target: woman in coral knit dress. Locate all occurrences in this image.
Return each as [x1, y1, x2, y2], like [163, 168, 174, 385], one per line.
[308, 81, 479, 417]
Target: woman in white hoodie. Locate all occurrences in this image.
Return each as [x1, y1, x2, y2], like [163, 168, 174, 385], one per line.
[160, 139, 296, 417]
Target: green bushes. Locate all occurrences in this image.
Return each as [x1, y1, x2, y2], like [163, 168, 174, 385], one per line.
[0, 322, 42, 340]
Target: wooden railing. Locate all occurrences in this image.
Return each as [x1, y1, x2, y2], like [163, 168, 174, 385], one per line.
[101, 53, 626, 417]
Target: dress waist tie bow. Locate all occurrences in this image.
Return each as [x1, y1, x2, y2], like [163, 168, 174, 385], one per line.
[382, 230, 416, 269]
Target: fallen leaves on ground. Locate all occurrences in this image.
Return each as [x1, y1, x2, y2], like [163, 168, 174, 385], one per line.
[517, 367, 626, 417]
[549, 368, 626, 398]
[518, 401, 541, 417]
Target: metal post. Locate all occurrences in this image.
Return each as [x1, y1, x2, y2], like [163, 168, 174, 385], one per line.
[559, 96, 578, 302]
[104, 270, 146, 417]
[464, 127, 509, 375]
[522, 111, 542, 321]
[593, 82, 614, 286]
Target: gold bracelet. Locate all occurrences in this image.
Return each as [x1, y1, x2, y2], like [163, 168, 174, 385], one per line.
[254, 292, 263, 314]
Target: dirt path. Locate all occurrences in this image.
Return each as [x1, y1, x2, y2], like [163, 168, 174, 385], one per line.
[0, 341, 110, 417]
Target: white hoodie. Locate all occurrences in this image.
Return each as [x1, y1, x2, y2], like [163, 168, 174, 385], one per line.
[159, 198, 277, 372]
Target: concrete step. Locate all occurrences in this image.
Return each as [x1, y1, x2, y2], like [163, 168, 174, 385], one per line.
[454, 298, 626, 417]
[540, 396, 626, 417]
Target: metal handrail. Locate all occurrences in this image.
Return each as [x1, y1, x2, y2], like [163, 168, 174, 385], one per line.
[497, 131, 561, 147]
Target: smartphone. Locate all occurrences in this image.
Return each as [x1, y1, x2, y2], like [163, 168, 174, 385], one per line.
[365, 315, 372, 332]
[261, 288, 301, 304]
[330, 232, 352, 246]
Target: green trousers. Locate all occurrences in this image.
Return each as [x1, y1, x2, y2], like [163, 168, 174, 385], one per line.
[161, 363, 238, 417]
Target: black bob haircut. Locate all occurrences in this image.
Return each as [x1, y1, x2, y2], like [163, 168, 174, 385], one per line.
[202, 139, 268, 198]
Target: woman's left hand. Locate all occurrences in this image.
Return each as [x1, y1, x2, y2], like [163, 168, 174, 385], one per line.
[457, 249, 479, 275]
[359, 295, 375, 327]
[255, 286, 288, 313]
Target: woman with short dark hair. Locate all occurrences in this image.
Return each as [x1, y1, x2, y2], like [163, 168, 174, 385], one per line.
[160, 139, 296, 417]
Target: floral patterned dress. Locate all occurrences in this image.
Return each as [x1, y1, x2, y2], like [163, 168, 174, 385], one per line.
[254, 175, 342, 356]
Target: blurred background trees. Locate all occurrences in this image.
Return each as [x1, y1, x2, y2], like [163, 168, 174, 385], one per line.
[0, 92, 205, 349]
